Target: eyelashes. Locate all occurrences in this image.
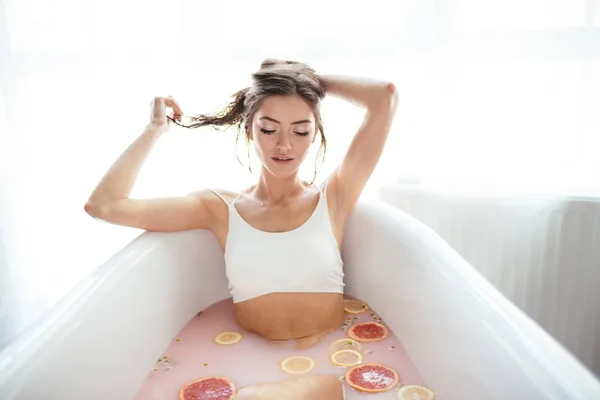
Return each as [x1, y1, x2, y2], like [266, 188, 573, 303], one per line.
[260, 128, 309, 137]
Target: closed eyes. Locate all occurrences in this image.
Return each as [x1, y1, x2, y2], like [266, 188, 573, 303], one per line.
[260, 128, 309, 136]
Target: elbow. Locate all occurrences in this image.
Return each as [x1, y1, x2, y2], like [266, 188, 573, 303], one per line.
[84, 200, 111, 220]
[386, 81, 397, 95]
[383, 82, 398, 108]
[369, 82, 398, 111]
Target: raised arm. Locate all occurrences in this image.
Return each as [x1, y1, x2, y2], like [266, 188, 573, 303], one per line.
[84, 96, 213, 232]
[321, 75, 398, 212]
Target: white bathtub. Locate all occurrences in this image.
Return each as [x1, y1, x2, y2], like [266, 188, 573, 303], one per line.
[380, 184, 600, 376]
[0, 201, 599, 399]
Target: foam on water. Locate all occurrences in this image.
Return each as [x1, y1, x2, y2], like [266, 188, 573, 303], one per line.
[134, 298, 427, 399]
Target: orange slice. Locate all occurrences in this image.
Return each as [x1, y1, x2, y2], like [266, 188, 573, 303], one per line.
[346, 363, 399, 393]
[344, 299, 368, 314]
[347, 322, 389, 342]
[179, 376, 236, 400]
[279, 356, 316, 375]
[330, 349, 363, 367]
[214, 331, 242, 345]
[397, 385, 435, 400]
[329, 338, 362, 354]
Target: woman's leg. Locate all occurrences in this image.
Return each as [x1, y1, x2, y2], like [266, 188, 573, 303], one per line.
[235, 374, 344, 400]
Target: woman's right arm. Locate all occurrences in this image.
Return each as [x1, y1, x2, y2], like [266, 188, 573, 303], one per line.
[84, 96, 213, 232]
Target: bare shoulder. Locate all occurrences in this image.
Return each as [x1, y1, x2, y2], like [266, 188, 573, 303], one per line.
[194, 188, 239, 206]
[191, 188, 238, 224]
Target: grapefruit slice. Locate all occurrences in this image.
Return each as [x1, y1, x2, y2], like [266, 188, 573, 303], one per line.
[214, 332, 242, 345]
[279, 356, 316, 375]
[345, 363, 399, 393]
[344, 299, 368, 314]
[329, 338, 362, 353]
[179, 376, 236, 400]
[330, 349, 363, 367]
[347, 322, 389, 342]
[397, 385, 436, 400]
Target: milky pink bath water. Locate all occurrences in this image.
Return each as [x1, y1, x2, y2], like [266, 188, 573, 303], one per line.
[134, 299, 427, 399]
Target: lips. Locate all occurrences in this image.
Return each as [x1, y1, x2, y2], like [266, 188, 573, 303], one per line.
[271, 156, 294, 164]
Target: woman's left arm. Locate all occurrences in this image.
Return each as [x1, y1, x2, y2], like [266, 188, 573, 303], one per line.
[320, 75, 399, 212]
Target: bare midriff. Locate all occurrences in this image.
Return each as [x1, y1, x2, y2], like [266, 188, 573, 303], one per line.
[234, 292, 345, 341]
[208, 188, 347, 344]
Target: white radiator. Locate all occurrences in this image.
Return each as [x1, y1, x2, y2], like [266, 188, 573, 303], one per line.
[380, 184, 600, 377]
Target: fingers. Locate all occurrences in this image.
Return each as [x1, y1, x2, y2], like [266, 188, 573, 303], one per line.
[164, 96, 184, 117]
[152, 95, 184, 117]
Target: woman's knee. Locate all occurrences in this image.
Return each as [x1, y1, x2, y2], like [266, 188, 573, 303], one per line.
[234, 374, 343, 400]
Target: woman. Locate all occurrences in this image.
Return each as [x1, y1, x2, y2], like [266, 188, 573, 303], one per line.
[84, 59, 398, 398]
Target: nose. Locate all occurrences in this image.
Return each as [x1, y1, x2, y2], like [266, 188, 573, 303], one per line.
[276, 133, 292, 152]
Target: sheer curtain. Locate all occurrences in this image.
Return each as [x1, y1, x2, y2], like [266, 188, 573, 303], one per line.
[1, 0, 599, 350]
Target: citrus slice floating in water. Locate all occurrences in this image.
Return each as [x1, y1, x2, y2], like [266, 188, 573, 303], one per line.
[344, 299, 369, 314]
[347, 322, 389, 342]
[179, 376, 236, 400]
[345, 363, 399, 393]
[397, 385, 436, 400]
[330, 349, 363, 367]
[329, 338, 362, 353]
[279, 355, 316, 375]
[214, 332, 242, 345]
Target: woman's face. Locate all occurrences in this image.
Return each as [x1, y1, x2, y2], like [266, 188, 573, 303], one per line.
[249, 95, 317, 178]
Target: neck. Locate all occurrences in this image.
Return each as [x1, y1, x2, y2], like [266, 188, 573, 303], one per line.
[253, 169, 308, 205]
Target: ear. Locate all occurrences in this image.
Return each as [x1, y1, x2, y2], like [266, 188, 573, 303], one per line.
[246, 125, 253, 141]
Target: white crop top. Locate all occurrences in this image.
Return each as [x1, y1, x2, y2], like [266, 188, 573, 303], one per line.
[209, 182, 345, 303]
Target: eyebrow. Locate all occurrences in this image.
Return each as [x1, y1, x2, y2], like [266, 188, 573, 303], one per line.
[259, 116, 312, 125]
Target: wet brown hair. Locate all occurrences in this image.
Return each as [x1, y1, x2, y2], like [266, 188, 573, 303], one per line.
[169, 58, 327, 183]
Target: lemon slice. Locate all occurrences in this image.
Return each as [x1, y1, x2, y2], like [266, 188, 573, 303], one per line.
[214, 331, 242, 345]
[344, 299, 368, 314]
[397, 385, 435, 400]
[330, 349, 363, 367]
[329, 338, 362, 354]
[279, 356, 316, 375]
